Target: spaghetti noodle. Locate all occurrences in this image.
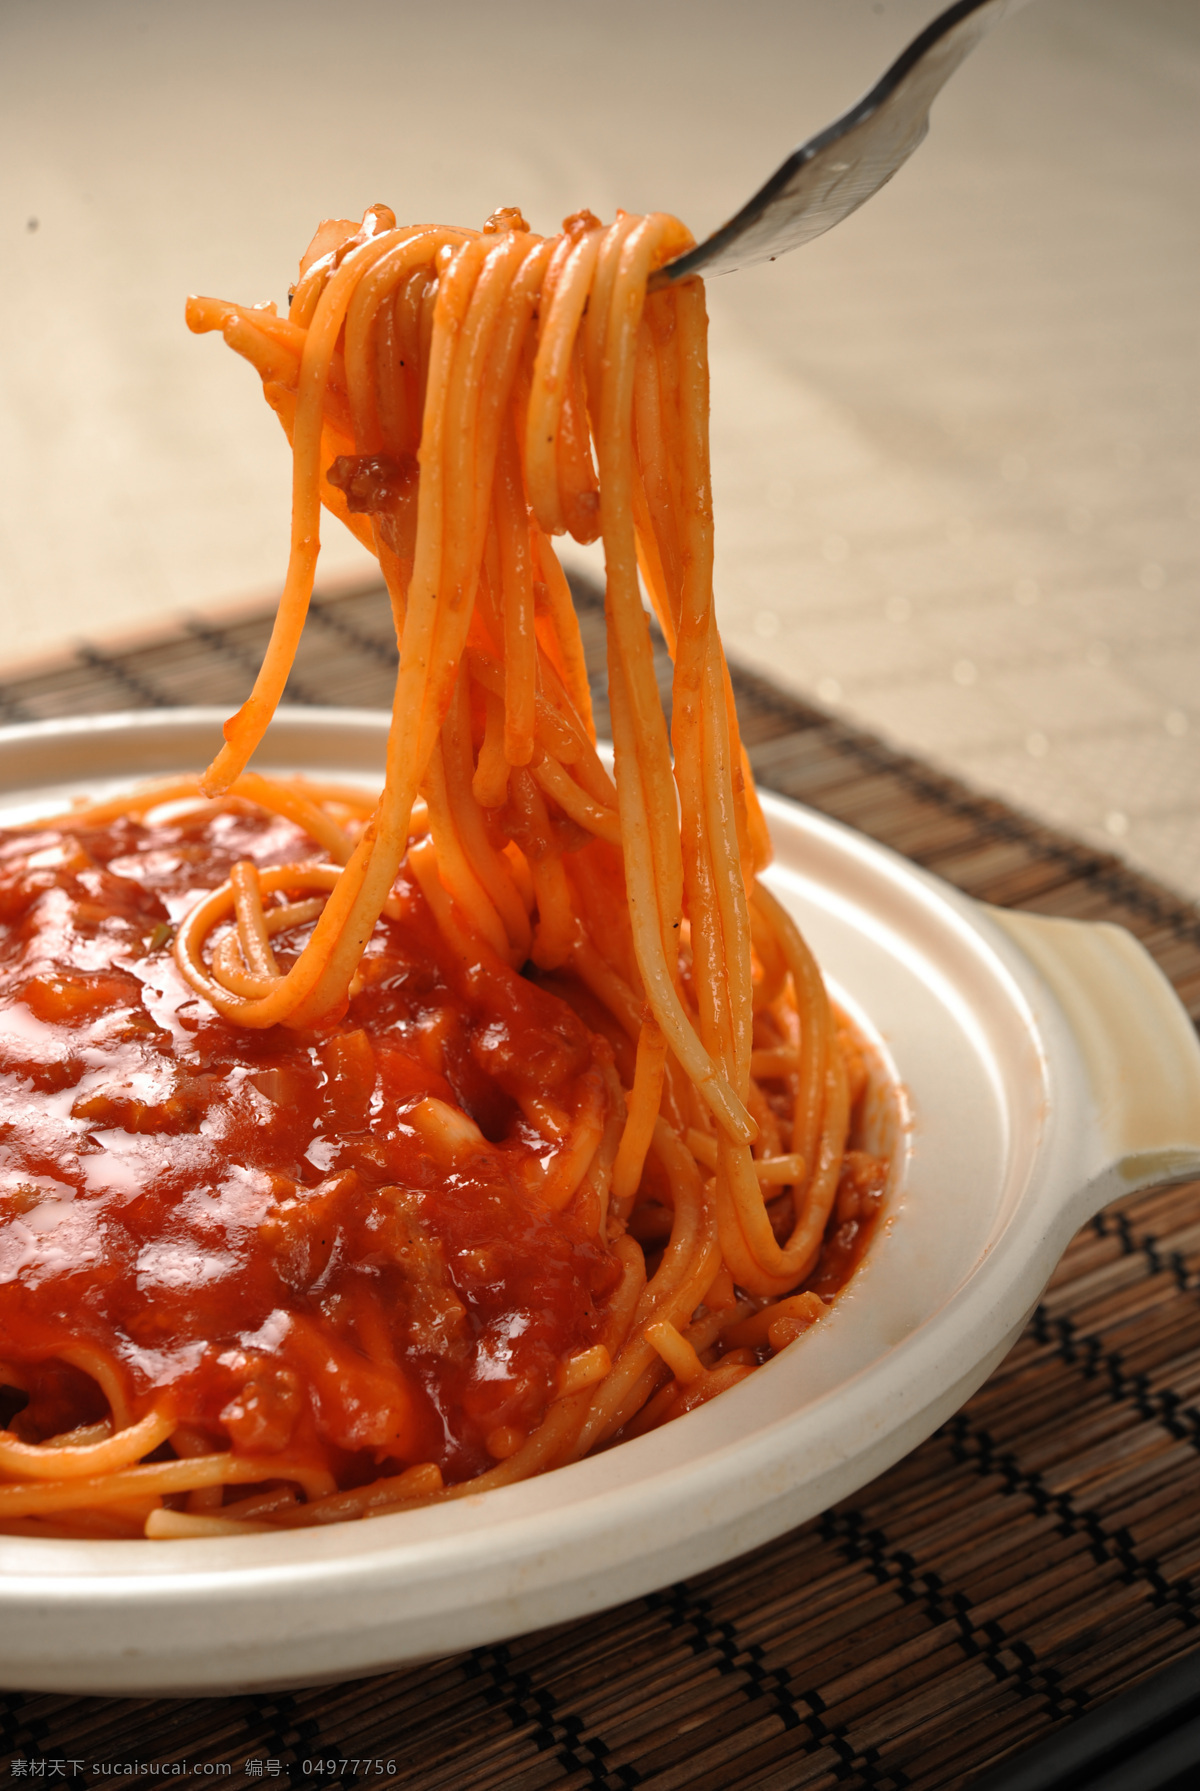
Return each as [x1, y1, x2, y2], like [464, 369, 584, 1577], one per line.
[0, 205, 887, 1539]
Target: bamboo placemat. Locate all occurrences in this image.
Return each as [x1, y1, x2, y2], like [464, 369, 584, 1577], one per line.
[3, 579, 1200, 1791]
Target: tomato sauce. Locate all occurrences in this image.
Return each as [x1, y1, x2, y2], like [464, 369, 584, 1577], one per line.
[0, 807, 619, 1487]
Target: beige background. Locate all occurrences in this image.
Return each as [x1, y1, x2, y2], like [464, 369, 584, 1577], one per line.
[1, 0, 1196, 894]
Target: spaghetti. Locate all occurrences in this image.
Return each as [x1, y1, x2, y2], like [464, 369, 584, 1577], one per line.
[0, 205, 888, 1539]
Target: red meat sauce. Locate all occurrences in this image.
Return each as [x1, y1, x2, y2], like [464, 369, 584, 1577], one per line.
[0, 805, 621, 1489]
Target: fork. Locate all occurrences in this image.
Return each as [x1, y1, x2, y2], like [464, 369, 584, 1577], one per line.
[652, 0, 1035, 287]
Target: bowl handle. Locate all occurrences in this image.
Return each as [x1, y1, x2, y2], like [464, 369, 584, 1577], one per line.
[985, 907, 1200, 1206]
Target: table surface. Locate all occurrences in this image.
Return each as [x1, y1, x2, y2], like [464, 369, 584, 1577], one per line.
[2, 580, 1200, 1790]
[1, 0, 1198, 900]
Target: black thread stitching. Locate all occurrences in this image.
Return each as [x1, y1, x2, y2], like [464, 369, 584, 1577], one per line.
[74, 643, 175, 709]
[1030, 1308, 1200, 1461]
[3, 1699, 256, 1777]
[245, 1692, 329, 1786]
[0, 1691, 52, 1760]
[819, 1505, 1089, 1727]
[183, 618, 323, 708]
[946, 1405, 1200, 1630]
[1088, 1209, 1195, 1294]
[465, 1643, 637, 1788]
[308, 598, 399, 670]
[649, 1581, 910, 1787]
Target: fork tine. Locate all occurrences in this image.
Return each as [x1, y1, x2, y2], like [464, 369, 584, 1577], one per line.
[652, 0, 1035, 286]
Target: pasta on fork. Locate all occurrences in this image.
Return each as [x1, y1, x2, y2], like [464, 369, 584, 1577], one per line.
[0, 204, 886, 1538]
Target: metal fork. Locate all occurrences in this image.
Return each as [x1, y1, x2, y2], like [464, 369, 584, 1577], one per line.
[653, 0, 1035, 287]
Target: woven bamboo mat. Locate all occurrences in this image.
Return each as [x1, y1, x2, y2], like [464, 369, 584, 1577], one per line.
[3, 579, 1200, 1791]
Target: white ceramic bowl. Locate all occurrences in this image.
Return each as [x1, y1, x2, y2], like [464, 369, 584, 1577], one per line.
[2, 709, 1199, 1697]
